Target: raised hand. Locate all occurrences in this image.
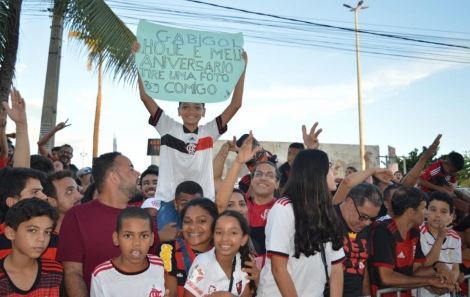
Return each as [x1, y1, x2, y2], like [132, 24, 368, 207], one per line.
[0, 108, 6, 128]
[364, 151, 372, 163]
[3, 88, 27, 125]
[226, 136, 238, 152]
[241, 50, 248, 68]
[372, 169, 394, 184]
[421, 134, 442, 161]
[302, 122, 322, 149]
[236, 131, 261, 165]
[55, 119, 71, 131]
[335, 159, 343, 169]
[132, 41, 140, 57]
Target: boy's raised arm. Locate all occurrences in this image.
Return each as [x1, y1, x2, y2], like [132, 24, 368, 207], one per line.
[220, 52, 247, 127]
[0, 109, 8, 163]
[402, 134, 441, 187]
[133, 41, 159, 116]
[3, 88, 29, 168]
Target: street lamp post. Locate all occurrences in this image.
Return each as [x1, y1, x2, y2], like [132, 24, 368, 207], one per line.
[344, 1, 368, 170]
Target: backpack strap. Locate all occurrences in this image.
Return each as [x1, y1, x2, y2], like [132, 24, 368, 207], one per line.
[176, 238, 193, 274]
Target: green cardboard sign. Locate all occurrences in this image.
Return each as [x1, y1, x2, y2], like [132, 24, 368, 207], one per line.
[135, 20, 245, 103]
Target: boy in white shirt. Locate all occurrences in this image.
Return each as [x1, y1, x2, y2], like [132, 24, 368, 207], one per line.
[418, 192, 461, 297]
[90, 207, 169, 297]
[132, 41, 248, 231]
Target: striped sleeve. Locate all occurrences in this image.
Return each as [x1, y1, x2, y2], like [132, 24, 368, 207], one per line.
[266, 200, 294, 259]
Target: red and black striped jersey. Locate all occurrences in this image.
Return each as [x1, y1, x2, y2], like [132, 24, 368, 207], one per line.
[370, 218, 426, 297]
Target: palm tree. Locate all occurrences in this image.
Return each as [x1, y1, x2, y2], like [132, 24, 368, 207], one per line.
[69, 31, 103, 158]
[0, 0, 138, 102]
[0, 0, 22, 102]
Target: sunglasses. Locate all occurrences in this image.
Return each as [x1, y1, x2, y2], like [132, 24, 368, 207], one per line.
[350, 198, 377, 222]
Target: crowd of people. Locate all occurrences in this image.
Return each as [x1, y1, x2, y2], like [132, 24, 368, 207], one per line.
[0, 42, 469, 297]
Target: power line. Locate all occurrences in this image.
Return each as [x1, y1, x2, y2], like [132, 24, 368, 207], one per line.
[182, 0, 470, 50]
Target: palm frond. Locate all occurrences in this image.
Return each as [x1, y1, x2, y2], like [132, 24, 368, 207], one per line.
[63, 0, 137, 85]
[0, 0, 19, 65]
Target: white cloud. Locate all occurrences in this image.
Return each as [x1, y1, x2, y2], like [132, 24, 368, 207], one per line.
[240, 60, 461, 119]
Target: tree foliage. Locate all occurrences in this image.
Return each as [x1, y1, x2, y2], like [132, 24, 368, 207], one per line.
[0, 0, 137, 102]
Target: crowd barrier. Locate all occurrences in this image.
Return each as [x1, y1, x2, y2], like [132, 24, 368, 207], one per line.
[376, 274, 470, 297]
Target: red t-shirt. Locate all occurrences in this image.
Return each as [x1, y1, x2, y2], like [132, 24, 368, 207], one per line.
[420, 160, 457, 193]
[247, 196, 277, 255]
[56, 199, 161, 290]
[0, 156, 8, 169]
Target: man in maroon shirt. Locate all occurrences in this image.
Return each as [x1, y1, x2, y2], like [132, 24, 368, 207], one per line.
[56, 152, 161, 296]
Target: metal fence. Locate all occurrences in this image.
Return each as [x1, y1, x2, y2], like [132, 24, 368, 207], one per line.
[376, 274, 470, 297]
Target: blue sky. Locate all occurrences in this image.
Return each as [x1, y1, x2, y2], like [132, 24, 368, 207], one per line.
[12, 0, 470, 171]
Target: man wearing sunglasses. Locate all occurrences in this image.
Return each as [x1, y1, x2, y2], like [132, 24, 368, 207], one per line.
[334, 182, 383, 297]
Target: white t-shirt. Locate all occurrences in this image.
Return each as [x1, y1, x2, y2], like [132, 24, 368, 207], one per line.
[150, 108, 225, 202]
[90, 255, 165, 297]
[416, 222, 462, 297]
[184, 248, 249, 297]
[258, 198, 345, 297]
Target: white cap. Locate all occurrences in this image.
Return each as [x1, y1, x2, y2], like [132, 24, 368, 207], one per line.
[141, 198, 161, 211]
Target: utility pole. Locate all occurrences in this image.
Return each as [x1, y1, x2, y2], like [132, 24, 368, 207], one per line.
[39, 1, 64, 152]
[343, 1, 368, 170]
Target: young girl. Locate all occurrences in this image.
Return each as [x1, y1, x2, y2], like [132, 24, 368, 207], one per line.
[184, 211, 254, 297]
[158, 198, 218, 297]
[258, 149, 345, 297]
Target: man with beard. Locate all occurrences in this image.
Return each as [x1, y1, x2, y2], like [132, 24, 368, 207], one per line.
[43, 170, 82, 233]
[57, 144, 78, 173]
[56, 152, 161, 296]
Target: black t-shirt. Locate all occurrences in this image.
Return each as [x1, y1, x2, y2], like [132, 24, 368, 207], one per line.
[334, 204, 372, 297]
[278, 162, 290, 189]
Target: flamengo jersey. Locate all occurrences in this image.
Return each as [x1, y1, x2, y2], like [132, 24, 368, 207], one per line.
[184, 248, 249, 297]
[370, 218, 426, 297]
[0, 257, 66, 296]
[258, 198, 345, 297]
[247, 196, 277, 254]
[420, 160, 457, 193]
[90, 255, 165, 297]
[417, 222, 462, 297]
[149, 108, 226, 202]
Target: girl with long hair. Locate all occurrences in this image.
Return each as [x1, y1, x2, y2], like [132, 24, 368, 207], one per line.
[258, 149, 345, 297]
[184, 210, 254, 297]
[158, 198, 218, 297]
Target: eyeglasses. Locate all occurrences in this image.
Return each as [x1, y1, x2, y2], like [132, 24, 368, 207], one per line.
[253, 171, 277, 180]
[350, 198, 377, 222]
[60, 150, 73, 156]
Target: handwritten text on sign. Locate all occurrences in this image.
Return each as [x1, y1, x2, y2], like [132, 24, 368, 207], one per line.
[136, 20, 245, 103]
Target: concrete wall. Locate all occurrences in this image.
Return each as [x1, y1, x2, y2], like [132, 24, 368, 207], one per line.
[213, 140, 380, 178]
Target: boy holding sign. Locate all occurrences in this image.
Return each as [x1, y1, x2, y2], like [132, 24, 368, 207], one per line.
[132, 40, 247, 231]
